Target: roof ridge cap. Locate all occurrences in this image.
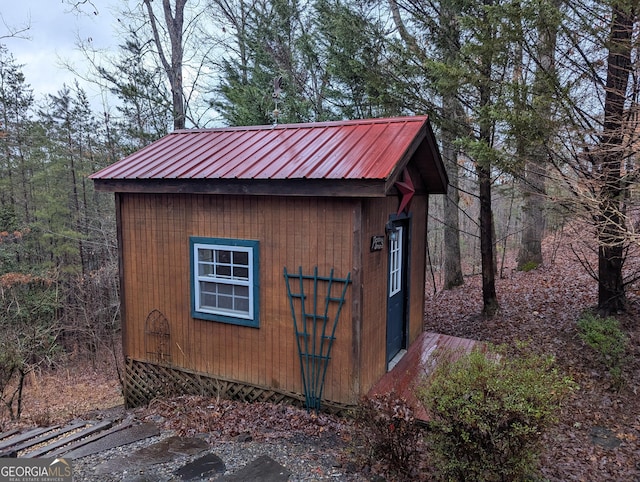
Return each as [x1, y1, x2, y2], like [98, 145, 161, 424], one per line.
[173, 116, 428, 134]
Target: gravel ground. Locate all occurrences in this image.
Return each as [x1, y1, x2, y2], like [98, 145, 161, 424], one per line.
[72, 425, 367, 481]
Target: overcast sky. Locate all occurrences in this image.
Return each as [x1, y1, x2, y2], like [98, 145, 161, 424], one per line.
[1, 0, 117, 105]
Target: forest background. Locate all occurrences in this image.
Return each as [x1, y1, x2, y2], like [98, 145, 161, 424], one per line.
[0, 0, 638, 421]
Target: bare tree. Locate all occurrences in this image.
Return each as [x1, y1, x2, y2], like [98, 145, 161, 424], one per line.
[142, 0, 187, 130]
[549, 0, 638, 315]
[594, 2, 636, 313]
[0, 13, 30, 41]
[67, 0, 211, 129]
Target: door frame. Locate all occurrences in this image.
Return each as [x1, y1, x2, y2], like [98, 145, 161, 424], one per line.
[385, 213, 412, 366]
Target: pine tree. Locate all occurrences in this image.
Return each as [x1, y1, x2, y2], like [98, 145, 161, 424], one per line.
[37, 83, 102, 275]
[0, 47, 35, 227]
[213, 0, 323, 125]
[97, 32, 172, 151]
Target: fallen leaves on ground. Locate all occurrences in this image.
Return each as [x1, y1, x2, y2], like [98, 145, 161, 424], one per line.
[1, 355, 123, 430]
[136, 396, 349, 443]
[424, 230, 640, 481]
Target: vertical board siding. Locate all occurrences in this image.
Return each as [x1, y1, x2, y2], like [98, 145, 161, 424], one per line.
[120, 193, 356, 404]
[350, 201, 363, 400]
[115, 194, 128, 357]
[359, 197, 392, 394]
[409, 196, 428, 345]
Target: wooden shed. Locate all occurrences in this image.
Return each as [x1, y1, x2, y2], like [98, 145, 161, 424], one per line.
[91, 116, 448, 411]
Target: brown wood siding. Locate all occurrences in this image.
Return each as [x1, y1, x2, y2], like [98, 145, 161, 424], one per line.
[115, 193, 128, 356]
[359, 197, 389, 394]
[119, 193, 357, 404]
[408, 195, 428, 345]
[358, 194, 429, 394]
[351, 201, 363, 401]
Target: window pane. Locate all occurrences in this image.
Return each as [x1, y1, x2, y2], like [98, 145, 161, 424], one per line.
[217, 265, 231, 278]
[235, 298, 249, 312]
[218, 284, 233, 295]
[389, 228, 402, 297]
[199, 263, 214, 276]
[198, 249, 214, 262]
[233, 285, 249, 313]
[233, 267, 249, 279]
[233, 251, 249, 265]
[200, 281, 216, 294]
[235, 285, 249, 297]
[201, 293, 216, 308]
[200, 281, 216, 308]
[218, 295, 233, 310]
[216, 250, 232, 264]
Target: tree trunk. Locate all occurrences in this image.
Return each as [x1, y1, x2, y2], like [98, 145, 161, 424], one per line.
[443, 136, 464, 289]
[517, 0, 561, 270]
[16, 369, 25, 420]
[478, 161, 499, 316]
[518, 162, 546, 269]
[440, 0, 464, 290]
[477, 0, 499, 316]
[144, 0, 187, 130]
[596, 3, 634, 314]
[477, 78, 499, 315]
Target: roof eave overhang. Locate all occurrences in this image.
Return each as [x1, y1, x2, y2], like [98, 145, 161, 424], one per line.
[92, 178, 390, 198]
[383, 120, 449, 195]
[423, 120, 449, 194]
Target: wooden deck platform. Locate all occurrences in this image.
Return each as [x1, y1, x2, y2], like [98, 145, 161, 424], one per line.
[368, 331, 482, 422]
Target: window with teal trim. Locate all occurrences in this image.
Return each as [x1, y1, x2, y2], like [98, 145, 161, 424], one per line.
[190, 237, 259, 327]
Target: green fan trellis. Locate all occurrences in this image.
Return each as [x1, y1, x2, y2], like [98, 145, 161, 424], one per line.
[284, 266, 351, 413]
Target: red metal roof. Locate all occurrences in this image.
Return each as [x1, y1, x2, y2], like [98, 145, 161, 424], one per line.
[91, 116, 437, 183]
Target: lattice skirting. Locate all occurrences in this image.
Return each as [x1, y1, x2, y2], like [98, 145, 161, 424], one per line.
[123, 358, 352, 415]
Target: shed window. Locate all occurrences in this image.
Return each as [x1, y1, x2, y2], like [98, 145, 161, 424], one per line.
[389, 227, 403, 297]
[190, 237, 259, 327]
